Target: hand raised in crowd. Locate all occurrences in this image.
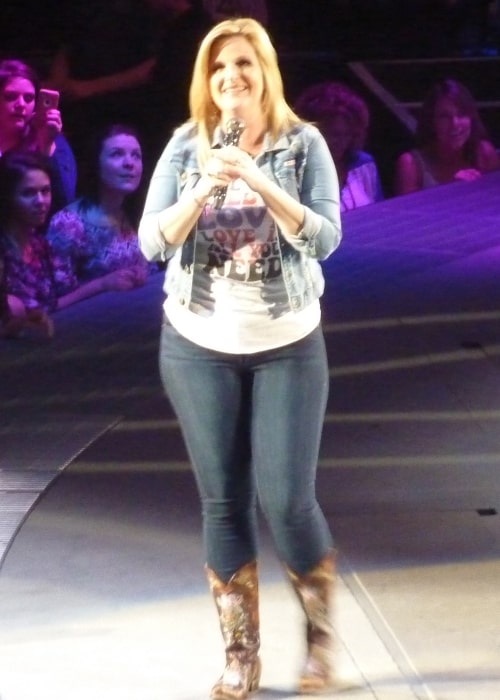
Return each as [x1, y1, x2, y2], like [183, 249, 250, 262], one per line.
[33, 107, 63, 156]
[53, 56, 158, 102]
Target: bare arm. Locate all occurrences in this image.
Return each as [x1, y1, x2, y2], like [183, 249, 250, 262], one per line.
[394, 151, 422, 196]
[478, 139, 500, 173]
[68, 58, 157, 99]
[49, 47, 156, 100]
[56, 268, 145, 309]
[56, 276, 107, 309]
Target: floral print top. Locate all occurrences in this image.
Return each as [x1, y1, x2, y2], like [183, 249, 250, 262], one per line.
[0, 230, 58, 312]
[46, 199, 149, 296]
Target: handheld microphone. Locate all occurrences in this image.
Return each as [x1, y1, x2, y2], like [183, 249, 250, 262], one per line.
[212, 118, 246, 209]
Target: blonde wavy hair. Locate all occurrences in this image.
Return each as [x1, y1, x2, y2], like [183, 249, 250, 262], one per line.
[188, 17, 301, 166]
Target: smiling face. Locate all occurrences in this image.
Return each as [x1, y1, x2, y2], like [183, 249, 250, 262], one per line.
[209, 35, 265, 123]
[11, 168, 52, 229]
[98, 133, 143, 194]
[0, 76, 36, 144]
[433, 96, 472, 152]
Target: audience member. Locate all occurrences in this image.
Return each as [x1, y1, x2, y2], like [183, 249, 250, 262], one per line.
[295, 81, 384, 212]
[0, 151, 58, 338]
[0, 59, 77, 213]
[47, 123, 152, 306]
[47, 0, 211, 170]
[47, 0, 160, 105]
[394, 78, 500, 196]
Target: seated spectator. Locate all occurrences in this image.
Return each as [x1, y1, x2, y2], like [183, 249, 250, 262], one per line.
[294, 80, 384, 212]
[394, 78, 500, 195]
[0, 151, 58, 338]
[47, 123, 152, 305]
[0, 59, 77, 213]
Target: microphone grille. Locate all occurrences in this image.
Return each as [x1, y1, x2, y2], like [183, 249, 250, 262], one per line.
[223, 118, 246, 146]
[226, 118, 246, 133]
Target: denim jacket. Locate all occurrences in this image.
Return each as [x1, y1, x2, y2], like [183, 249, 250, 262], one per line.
[139, 121, 342, 312]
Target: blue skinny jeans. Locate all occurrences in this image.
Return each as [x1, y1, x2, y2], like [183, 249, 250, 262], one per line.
[159, 318, 333, 581]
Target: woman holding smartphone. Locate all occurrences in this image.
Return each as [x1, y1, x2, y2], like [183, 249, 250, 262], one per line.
[0, 59, 77, 213]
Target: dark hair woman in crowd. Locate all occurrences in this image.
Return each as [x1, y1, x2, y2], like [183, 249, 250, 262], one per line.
[139, 17, 342, 699]
[394, 77, 499, 195]
[0, 151, 57, 338]
[295, 80, 383, 211]
[0, 59, 77, 212]
[47, 123, 152, 305]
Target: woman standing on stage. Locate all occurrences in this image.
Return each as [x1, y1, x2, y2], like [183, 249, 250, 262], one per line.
[139, 18, 342, 698]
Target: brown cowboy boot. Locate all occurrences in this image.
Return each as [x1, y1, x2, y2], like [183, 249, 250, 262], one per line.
[286, 552, 336, 694]
[206, 561, 261, 700]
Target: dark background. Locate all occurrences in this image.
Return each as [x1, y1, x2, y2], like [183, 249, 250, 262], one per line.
[2, 0, 497, 197]
[0, 0, 466, 70]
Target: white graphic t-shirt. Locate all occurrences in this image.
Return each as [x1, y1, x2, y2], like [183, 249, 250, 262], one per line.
[165, 178, 320, 353]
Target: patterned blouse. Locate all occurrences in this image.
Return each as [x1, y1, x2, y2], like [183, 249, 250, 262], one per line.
[46, 199, 150, 296]
[0, 230, 58, 312]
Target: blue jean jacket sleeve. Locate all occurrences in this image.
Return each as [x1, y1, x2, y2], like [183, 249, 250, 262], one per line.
[269, 125, 341, 261]
[138, 126, 193, 262]
[138, 123, 342, 264]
